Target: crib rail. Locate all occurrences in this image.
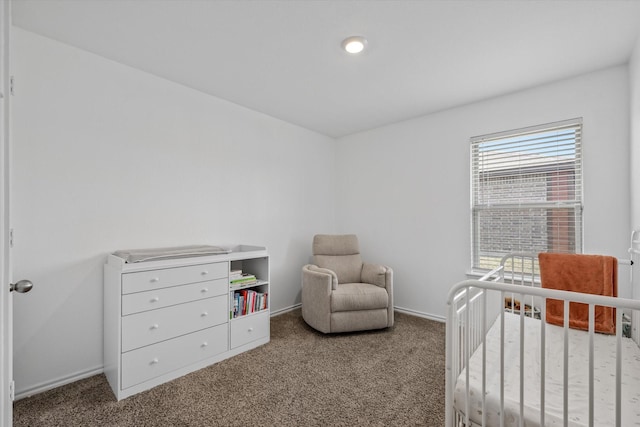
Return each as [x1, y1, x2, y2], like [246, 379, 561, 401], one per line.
[445, 278, 640, 427]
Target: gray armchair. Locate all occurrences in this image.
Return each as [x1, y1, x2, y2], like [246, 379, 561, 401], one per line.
[301, 234, 394, 333]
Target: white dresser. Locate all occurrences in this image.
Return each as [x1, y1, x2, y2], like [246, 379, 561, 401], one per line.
[104, 245, 269, 400]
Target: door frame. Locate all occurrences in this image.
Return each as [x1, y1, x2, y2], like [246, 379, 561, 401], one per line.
[1, 0, 13, 425]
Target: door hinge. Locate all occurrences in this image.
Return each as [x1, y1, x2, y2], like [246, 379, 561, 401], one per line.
[9, 229, 13, 248]
[10, 76, 14, 96]
[9, 381, 15, 401]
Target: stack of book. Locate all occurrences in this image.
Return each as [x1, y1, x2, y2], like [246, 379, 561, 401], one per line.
[231, 289, 268, 318]
[229, 269, 258, 287]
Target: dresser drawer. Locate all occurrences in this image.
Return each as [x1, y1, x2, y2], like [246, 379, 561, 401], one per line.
[122, 296, 227, 352]
[122, 262, 227, 295]
[230, 310, 269, 349]
[122, 278, 227, 316]
[121, 324, 228, 389]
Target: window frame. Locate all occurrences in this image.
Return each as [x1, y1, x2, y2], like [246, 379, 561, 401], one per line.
[470, 118, 584, 273]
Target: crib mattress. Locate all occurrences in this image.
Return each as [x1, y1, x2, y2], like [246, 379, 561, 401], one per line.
[453, 312, 640, 427]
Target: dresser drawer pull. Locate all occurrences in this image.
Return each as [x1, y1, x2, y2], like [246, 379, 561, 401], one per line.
[150, 296, 160, 303]
[201, 270, 208, 276]
[201, 311, 208, 317]
[201, 287, 208, 293]
[150, 277, 160, 283]
[248, 327, 253, 333]
[201, 341, 208, 348]
[150, 324, 159, 330]
[150, 358, 159, 365]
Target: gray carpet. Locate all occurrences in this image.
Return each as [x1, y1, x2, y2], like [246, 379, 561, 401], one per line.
[14, 309, 446, 426]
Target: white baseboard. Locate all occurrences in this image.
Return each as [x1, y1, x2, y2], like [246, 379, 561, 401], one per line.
[270, 303, 301, 317]
[271, 303, 445, 323]
[394, 306, 445, 323]
[15, 366, 103, 401]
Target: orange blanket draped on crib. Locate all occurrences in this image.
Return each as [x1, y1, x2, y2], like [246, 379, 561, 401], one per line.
[538, 253, 617, 334]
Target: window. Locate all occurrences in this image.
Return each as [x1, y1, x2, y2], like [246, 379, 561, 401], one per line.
[471, 118, 583, 272]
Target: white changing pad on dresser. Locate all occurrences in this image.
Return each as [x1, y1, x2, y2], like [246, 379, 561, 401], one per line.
[454, 312, 640, 427]
[112, 245, 231, 263]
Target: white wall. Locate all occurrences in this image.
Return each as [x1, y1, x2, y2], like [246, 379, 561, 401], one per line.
[630, 37, 640, 344]
[10, 28, 336, 396]
[631, 38, 640, 297]
[336, 66, 631, 319]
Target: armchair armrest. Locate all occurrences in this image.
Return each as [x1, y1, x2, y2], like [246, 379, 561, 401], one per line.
[302, 264, 337, 333]
[303, 264, 338, 290]
[362, 263, 392, 288]
[361, 263, 394, 328]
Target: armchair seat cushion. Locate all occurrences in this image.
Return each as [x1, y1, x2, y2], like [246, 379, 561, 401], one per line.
[331, 283, 389, 312]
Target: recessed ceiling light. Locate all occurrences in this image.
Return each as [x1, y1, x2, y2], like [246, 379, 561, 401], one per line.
[341, 36, 367, 54]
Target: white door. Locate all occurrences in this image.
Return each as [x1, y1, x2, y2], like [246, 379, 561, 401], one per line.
[0, 0, 12, 424]
[0, 2, 33, 425]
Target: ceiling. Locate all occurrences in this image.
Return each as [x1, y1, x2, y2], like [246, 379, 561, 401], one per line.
[11, 0, 640, 138]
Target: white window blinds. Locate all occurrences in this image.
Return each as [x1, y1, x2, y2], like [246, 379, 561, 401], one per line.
[471, 118, 583, 271]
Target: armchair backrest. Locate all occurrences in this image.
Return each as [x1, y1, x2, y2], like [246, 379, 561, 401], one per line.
[312, 234, 363, 284]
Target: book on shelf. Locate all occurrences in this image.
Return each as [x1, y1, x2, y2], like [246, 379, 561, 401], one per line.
[230, 273, 257, 286]
[231, 289, 268, 318]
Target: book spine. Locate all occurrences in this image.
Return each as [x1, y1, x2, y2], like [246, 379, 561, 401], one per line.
[231, 288, 268, 318]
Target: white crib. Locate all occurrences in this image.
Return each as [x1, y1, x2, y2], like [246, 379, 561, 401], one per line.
[445, 251, 640, 427]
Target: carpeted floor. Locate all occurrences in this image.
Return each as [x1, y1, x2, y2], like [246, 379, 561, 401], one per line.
[13, 309, 446, 426]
